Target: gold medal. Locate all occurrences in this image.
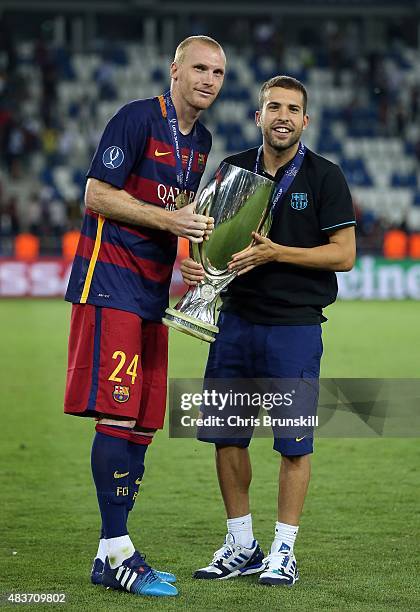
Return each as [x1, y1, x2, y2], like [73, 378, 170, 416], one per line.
[175, 192, 189, 209]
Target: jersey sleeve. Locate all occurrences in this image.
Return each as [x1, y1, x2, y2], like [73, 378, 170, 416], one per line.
[319, 165, 356, 233]
[87, 103, 147, 189]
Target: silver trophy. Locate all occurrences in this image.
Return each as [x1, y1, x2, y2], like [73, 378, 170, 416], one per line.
[162, 163, 274, 342]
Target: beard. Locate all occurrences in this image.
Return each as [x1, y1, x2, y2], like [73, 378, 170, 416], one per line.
[265, 127, 302, 153]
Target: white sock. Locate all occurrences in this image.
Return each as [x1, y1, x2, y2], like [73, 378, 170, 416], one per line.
[96, 538, 107, 563]
[271, 521, 299, 553]
[106, 535, 135, 569]
[227, 513, 254, 548]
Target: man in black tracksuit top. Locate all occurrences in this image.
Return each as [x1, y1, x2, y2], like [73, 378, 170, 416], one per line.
[181, 76, 356, 586]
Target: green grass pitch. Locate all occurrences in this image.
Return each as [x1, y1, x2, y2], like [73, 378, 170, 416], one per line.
[1, 299, 420, 611]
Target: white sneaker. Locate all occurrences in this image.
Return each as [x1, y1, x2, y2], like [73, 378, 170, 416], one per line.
[193, 533, 265, 580]
[259, 544, 299, 586]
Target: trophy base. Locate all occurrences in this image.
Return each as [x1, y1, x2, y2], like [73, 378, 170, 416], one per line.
[162, 308, 219, 343]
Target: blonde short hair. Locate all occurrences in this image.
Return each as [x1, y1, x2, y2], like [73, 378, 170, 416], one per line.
[174, 36, 225, 64]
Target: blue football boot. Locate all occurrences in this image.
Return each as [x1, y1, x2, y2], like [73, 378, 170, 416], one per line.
[91, 555, 176, 585]
[101, 551, 178, 597]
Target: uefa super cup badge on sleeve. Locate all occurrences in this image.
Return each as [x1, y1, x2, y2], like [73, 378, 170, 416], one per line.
[162, 163, 274, 342]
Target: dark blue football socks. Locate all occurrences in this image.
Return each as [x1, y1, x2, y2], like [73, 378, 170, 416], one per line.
[91, 426, 132, 538]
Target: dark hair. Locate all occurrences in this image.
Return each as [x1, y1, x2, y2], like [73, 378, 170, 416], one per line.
[258, 75, 307, 114]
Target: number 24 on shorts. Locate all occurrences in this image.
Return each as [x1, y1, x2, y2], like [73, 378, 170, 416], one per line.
[108, 351, 139, 385]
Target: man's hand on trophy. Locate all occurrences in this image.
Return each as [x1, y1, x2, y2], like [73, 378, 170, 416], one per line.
[228, 232, 278, 275]
[180, 258, 205, 286]
[169, 202, 214, 243]
[203, 215, 214, 241]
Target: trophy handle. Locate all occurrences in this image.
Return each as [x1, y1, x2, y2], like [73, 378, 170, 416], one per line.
[191, 178, 217, 264]
[257, 209, 273, 239]
[195, 179, 217, 216]
[191, 241, 201, 264]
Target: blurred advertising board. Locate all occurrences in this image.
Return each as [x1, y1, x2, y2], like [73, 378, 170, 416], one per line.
[337, 257, 420, 300]
[0, 256, 420, 299]
[0, 257, 186, 297]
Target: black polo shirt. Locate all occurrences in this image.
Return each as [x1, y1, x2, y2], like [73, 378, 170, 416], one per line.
[220, 146, 356, 324]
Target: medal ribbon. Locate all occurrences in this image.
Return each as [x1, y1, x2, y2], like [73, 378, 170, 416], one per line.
[162, 91, 197, 196]
[254, 141, 306, 215]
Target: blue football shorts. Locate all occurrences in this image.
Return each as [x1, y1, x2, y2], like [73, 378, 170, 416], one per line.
[198, 311, 323, 456]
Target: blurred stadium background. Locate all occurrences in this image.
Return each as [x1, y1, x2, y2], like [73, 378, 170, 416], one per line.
[1, 0, 420, 298]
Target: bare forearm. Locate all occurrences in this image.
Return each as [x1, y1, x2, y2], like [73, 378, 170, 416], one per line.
[85, 178, 213, 242]
[229, 227, 356, 276]
[85, 179, 169, 231]
[275, 242, 354, 272]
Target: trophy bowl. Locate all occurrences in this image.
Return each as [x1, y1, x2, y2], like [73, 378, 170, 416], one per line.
[162, 163, 274, 342]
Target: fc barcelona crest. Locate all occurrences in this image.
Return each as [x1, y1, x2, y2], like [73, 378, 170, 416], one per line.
[113, 385, 130, 403]
[291, 193, 308, 210]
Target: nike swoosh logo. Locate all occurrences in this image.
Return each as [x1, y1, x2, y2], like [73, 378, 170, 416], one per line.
[135, 478, 142, 485]
[295, 437, 306, 442]
[114, 471, 129, 479]
[154, 149, 171, 157]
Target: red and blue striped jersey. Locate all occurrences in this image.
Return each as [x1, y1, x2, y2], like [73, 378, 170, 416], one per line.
[65, 96, 211, 321]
